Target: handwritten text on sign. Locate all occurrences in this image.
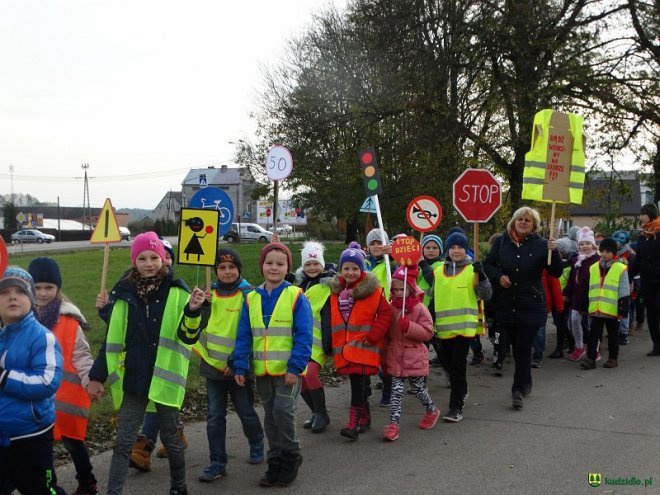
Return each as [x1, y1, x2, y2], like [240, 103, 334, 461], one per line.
[547, 134, 568, 180]
[392, 236, 421, 266]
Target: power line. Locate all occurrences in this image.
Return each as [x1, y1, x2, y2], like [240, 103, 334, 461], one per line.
[0, 167, 192, 182]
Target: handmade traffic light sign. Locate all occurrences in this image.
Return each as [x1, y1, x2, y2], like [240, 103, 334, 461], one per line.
[358, 147, 382, 196]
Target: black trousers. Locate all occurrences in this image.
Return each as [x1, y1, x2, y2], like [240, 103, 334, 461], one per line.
[642, 282, 660, 350]
[504, 324, 539, 395]
[588, 316, 619, 360]
[440, 337, 471, 410]
[0, 428, 62, 495]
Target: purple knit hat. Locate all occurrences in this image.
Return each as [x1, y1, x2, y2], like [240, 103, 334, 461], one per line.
[339, 241, 366, 270]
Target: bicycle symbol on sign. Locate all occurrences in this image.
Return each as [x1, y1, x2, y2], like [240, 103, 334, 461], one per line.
[200, 198, 231, 226]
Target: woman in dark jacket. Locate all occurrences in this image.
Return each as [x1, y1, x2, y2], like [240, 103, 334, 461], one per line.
[484, 207, 562, 410]
[630, 203, 660, 356]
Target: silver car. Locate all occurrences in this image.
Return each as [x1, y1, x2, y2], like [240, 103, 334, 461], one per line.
[11, 229, 56, 244]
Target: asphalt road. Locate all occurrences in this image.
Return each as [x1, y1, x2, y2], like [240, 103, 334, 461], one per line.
[56, 324, 660, 495]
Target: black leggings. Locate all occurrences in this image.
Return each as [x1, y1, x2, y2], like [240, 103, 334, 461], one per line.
[642, 282, 660, 349]
[348, 374, 371, 406]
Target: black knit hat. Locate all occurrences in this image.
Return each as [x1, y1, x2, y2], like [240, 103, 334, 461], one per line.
[28, 257, 62, 288]
[216, 248, 243, 274]
[599, 238, 618, 254]
[641, 203, 658, 220]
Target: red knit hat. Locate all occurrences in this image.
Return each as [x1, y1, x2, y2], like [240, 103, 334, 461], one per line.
[391, 264, 423, 296]
[259, 242, 293, 274]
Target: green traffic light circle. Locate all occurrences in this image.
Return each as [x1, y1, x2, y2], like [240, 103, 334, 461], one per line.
[368, 179, 379, 190]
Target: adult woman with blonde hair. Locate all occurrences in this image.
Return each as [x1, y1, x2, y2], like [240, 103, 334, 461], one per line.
[484, 206, 563, 410]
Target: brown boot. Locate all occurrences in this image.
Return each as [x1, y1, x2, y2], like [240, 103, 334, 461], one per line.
[580, 358, 596, 370]
[129, 435, 155, 471]
[156, 426, 188, 458]
[603, 358, 618, 368]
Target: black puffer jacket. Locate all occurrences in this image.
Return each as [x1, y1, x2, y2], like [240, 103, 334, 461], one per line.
[484, 231, 563, 327]
[631, 234, 660, 286]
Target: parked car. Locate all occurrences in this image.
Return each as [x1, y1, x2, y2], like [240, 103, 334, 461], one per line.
[119, 226, 131, 241]
[11, 229, 55, 244]
[223, 223, 273, 243]
[276, 224, 293, 235]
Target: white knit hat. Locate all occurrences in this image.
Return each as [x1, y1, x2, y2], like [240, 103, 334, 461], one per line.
[577, 226, 596, 246]
[301, 241, 325, 267]
[367, 228, 389, 246]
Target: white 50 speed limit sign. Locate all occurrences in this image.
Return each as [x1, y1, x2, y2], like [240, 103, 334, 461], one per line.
[266, 145, 293, 181]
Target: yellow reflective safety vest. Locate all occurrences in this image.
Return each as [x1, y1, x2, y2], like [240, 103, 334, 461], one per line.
[433, 262, 479, 339]
[194, 290, 244, 371]
[588, 262, 627, 318]
[418, 260, 442, 307]
[522, 109, 586, 204]
[560, 265, 571, 291]
[366, 258, 394, 300]
[304, 283, 331, 366]
[105, 287, 194, 411]
[248, 286, 302, 376]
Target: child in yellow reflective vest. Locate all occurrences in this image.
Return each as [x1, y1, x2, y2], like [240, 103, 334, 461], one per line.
[580, 238, 630, 370]
[295, 241, 334, 433]
[233, 242, 313, 488]
[28, 257, 97, 495]
[195, 248, 265, 483]
[87, 232, 205, 495]
[421, 232, 492, 423]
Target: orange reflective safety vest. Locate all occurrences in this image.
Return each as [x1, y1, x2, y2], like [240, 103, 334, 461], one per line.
[52, 315, 90, 441]
[330, 288, 384, 369]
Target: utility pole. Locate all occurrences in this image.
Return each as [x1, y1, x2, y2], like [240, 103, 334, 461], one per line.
[9, 165, 14, 203]
[81, 163, 92, 230]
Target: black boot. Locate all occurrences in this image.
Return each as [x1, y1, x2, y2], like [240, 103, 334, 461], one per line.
[300, 390, 315, 429]
[259, 457, 282, 487]
[276, 451, 303, 487]
[310, 388, 330, 433]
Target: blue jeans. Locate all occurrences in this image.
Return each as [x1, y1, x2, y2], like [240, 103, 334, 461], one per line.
[206, 378, 264, 465]
[532, 325, 545, 361]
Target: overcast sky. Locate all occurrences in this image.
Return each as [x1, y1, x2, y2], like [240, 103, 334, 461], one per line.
[0, 0, 344, 210]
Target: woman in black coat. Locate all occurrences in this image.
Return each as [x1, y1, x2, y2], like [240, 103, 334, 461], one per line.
[630, 203, 660, 356]
[484, 206, 563, 410]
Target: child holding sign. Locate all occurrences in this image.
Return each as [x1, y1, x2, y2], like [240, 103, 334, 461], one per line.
[87, 232, 206, 495]
[383, 265, 438, 441]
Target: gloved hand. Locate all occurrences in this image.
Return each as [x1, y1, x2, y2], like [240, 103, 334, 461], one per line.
[472, 261, 486, 281]
[399, 316, 411, 333]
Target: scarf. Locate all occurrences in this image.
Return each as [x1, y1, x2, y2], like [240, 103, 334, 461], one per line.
[642, 218, 660, 238]
[575, 250, 597, 268]
[34, 298, 61, 330]
[131, 268, 166, 302]
[390, 293, 422, 314]
[337, 272, 366, 321]
[509, 228, 527, 245]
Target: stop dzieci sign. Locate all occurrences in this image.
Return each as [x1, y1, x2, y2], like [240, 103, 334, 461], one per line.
[452, 169, 502, 223]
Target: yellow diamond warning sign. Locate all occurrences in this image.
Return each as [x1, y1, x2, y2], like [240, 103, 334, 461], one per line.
[90, 198, 122, 244]
[177, 208, 219, 267]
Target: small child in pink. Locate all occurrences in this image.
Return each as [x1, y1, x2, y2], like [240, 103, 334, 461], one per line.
[382, 265, 439, 441]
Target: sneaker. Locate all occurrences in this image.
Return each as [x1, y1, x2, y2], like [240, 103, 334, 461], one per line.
[198, 463, 226, 482]
[619, 335, 629, 345]
[595, 351, 602, 362]
[469, 352, 484, 366]
[580, 358, 596, 370]
[570, 347, 585, 362]
[531, 359, 542, 369]
[249, 443, 264, 464]
[169, 488, 188, 495]
[443, 409, 463, 423]
[419, 408, 440, 429]
[383, 423, 400, 441]
[492, 363, 503, 376]
[462, 391, 469, 409]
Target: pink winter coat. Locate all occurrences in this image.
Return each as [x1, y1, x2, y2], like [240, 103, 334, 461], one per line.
[384, 298, 434, 378]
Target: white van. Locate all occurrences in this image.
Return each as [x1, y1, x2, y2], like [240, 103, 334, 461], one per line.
[224, 223, 273, 243]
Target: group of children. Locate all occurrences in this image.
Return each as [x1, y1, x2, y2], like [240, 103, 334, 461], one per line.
[0, 221, 636, 493]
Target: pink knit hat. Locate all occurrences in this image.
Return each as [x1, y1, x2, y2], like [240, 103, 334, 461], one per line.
[391, 264, 424, 296]
[131, 231, 166, 265]
[577, 226, 596, 247]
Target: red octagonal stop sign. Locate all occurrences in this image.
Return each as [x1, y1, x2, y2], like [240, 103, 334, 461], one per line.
[453, 169, 502, 223]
